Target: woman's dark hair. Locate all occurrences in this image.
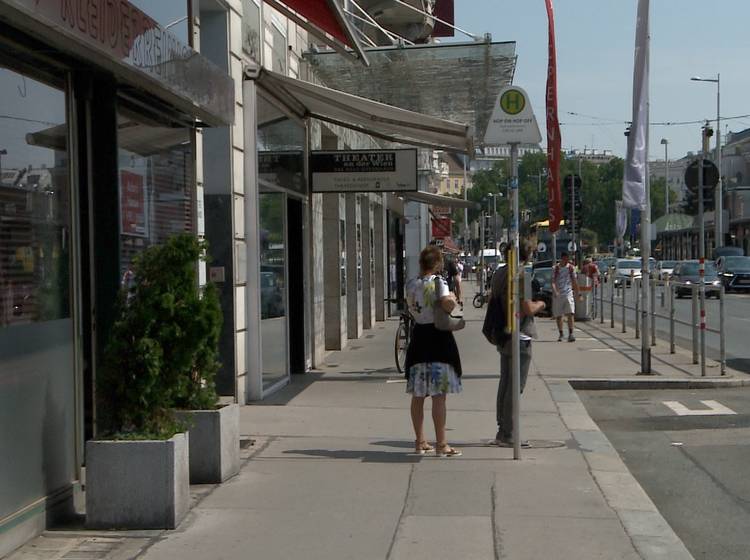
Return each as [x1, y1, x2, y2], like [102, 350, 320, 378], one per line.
[419, 245, 443, 273]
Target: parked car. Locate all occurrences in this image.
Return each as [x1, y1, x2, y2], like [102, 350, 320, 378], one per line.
[672, 260, 721, 298]
[656, 260, 678, 280]
[716, 255, 750, 292]
[531, 267, 553, 316]
[714, 246, 744, 258]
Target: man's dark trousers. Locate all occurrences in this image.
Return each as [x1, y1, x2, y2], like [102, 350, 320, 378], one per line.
[496, 339, 532, 440]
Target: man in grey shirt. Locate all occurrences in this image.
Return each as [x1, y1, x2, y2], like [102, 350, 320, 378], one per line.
[491, 241, 546, 446]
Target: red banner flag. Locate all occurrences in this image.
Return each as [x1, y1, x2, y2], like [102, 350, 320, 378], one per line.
[545, 0, 563, 233]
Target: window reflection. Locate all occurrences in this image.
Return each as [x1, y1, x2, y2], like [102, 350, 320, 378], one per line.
[259, 192, 286, 389]
[116, 114, 193, 279]
[0, 66, 69, 325]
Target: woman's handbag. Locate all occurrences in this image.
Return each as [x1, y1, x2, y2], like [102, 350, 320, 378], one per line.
[433, 277, 465, 332]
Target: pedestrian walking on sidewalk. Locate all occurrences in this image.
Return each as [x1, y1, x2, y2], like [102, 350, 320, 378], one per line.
[404, 245, 463, 457]
[490, 242, 546, 447]
[552, 251, 579, 342]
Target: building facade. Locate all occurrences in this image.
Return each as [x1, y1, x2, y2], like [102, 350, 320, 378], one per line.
[0, 0, 234, 553]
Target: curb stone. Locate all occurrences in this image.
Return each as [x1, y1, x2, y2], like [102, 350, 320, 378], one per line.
[544, 377, 696, 560]
[568, 377, 750, 390]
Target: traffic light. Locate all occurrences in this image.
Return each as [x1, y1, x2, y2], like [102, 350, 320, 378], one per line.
[563, 174, 583, 232]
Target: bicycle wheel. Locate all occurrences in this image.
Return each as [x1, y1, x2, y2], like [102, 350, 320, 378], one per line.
[394, 322, 409, 374]
[472, 293, 485, 308]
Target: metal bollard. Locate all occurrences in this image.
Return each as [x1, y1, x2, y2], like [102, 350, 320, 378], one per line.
[610, 277, 615, 329]
[691, 285, 698, 365]
[600, 279, 605, 324]
[669, 283, 675, 354]
[634, 278, 640, 339]
[660, 279, 666, 308]
[720, 284, 726, 375]
[621, 280, 627, 333]
[650, 277, 656, 347]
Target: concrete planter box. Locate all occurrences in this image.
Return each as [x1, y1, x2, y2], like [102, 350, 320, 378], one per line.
[85, 433, 189, 529]
[176, 403, 240, 484]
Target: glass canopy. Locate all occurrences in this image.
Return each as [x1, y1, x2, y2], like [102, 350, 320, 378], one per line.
[305, 41, 517, 142]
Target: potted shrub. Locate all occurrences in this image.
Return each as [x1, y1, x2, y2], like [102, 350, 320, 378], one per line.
[86, 234, 232, 529]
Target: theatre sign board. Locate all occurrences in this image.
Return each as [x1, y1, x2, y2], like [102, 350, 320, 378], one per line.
[310, 149, 417, 193]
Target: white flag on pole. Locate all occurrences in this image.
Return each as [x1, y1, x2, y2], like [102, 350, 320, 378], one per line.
[616, 200, 628, 239]
[623, 0, 650, 210]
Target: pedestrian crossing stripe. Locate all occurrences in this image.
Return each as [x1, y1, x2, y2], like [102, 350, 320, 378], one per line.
[662, 400, 737, 416]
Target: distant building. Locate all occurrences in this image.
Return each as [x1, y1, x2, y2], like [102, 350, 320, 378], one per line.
[471, 144, 542, 172]
[649, 154, 692, 207]
[436, 152, 472, 196]
[565, 148, 616, 166]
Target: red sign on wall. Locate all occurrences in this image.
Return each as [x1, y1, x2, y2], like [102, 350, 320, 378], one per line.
[120, 170, 146, 237]
[431, 216, 452, 239]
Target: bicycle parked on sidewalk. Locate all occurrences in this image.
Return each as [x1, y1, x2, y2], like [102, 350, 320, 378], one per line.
[386, 298, 414, 373]
[472, 289, 488, 308]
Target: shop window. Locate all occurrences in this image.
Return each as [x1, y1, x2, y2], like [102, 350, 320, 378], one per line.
[117, 114, 194, 279]
[257, 95, 305, 196]
[259, 191, 287, 390]
[0, 64, 75, 520]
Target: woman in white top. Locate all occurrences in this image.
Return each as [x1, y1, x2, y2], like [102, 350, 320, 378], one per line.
[404, 245, 463, 457]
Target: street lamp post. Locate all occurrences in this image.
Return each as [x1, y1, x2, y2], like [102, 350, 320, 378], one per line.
[660, 139, 669, 215]
[0, 149, 6, 178]
[691, 75, 722, 249]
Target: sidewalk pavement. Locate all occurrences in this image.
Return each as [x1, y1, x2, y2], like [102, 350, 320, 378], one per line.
[13, 282, 726, 560]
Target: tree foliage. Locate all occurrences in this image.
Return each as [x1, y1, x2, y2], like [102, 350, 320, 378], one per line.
[98, 234, 222, 439]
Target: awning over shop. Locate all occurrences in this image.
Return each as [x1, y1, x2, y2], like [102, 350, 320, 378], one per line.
[305, 41, 517, 142]
[251, 67, 472, 153]
[401, 190, 479, 209]
[264, 0, 369, 65]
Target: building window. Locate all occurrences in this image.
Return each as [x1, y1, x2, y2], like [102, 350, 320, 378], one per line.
[117, 113, 194, 278]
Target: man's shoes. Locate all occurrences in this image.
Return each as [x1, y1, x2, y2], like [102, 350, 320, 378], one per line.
[492, 431, 531, 448]
[557, 333, 564, 342]
[568, 333, 576, 342]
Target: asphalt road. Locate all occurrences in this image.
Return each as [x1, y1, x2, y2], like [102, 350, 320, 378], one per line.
[579, 387, 750, 560]
[598, 282, 750, 374]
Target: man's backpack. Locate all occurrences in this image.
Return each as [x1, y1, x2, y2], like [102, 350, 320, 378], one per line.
[482, 269, 510, 346]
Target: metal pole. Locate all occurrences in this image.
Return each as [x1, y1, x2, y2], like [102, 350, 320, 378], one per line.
[692, 284, 699, 364]
[635, 278, 640, 339]
[641, 175, 652, 373]
[699, 129, 707, 377]
[669, 283, 675, 353]
[493, 195, 498, 254]
[463, 156, 469, 252]
[664, 141, 669, 215]
[716, 75, 723, 249]
[650, 278, 656, 346]
[510, 143, 521, 460]
[552, 233, 557, 263]
[480, 210, 485, 289]
[573, 160, 579, 263]
[622, 279, 627, 333]
[600, 277, 605, 324]
[720, 284, 726, 375]
[610, 274, 615, 329]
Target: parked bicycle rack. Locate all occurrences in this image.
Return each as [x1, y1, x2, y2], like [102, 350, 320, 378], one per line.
[597, 272, 726, 376]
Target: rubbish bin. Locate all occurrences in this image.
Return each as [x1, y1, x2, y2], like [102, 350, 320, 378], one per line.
[575, 273, 592, 321]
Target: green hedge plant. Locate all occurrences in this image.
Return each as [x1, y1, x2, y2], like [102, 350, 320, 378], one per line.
[98, 234, 222, 439]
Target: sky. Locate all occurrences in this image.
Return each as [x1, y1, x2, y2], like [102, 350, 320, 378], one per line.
[450, 0, 750, 160]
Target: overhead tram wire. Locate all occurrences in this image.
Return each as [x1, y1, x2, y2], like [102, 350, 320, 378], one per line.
[562, 111, 750, 127]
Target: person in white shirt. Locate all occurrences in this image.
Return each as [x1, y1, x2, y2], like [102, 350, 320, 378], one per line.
[552, 252, 579, 342]
[404, 245, 463, 457]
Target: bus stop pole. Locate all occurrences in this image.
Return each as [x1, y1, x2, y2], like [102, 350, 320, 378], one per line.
[510, 143, 521, 460]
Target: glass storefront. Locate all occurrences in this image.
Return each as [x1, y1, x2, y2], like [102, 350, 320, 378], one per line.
[116, 113, 194, 279]
[256, 93, 305, 393]
[0, 65, 75, 519]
